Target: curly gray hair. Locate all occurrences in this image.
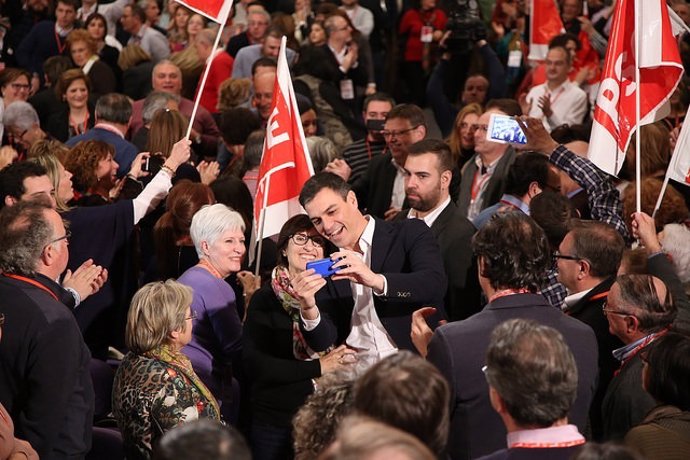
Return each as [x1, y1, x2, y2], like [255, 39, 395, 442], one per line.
[0, 200, 55, 275]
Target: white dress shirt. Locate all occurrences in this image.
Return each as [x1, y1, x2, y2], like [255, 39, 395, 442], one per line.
[406, 196, 451, 228]
[527, 80, 588, 132]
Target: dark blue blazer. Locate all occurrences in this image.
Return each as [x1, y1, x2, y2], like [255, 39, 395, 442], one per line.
[303, 217, 447, 353]
[427, 293, 599, 460]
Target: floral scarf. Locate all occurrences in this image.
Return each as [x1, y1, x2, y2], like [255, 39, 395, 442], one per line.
[271, 266, 333, 360]
[145, 343, 221, 419]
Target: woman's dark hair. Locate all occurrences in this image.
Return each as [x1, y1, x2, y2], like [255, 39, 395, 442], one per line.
[64, 140, 113, 192]
[85, 12, 109, 37]
[275, 214, 326, 268]
[210, 176, 253, 236]
[55, 68, 90, 99]
[153, 180, 214, 279]
[644, 332, 690, 411]
[0, 68, 31, 91]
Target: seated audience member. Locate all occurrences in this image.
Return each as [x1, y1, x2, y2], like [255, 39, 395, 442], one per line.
[293, 372, 356, 460]
[456, 99, 521, 220]
[152, 181, 215, 280]
[63, 140, 119, 206]
[112, 280, 221, 460]
[625, 332, 690, 458]
[446, 103, 482, 170]
[232, 27, 296, 79]
[194, 28, 234, 114]
[0, 201, 94, 459]
[226, 7, 270, 57]
[481, 319, 586, 459]
[156, 419, 251, 460]
[320, 416, 435, 460]
[3, 102, 48, 152]
[244, 214, 354, 459]
[352, 351, 449, 457]
[415, 212, 598, 459]
[178, 205, 246, 422]
[28, 56, 72, 127]
[66, 28, 117, 96]
[45, 69, 96, 143]
[118, 44, 154, 100]
[601, 274, 677, 440]
[131, 91, 180, 151]
[66, 93, 139, 177]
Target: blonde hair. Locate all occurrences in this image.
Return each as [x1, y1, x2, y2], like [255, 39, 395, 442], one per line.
[27, 141, 71, 212]
[126, 280, 192, 354]
[446, 103, 482, 163]
[217, 78, 251, 111]
[118, 44, 151, 71]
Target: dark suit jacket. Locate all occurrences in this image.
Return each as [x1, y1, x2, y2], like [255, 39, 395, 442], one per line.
[428, 293, 599, 460]
[565, 277, 624, 440]
[456, 147, 517, 217]
[295, 44, 368, 88]
[352, 152, 400, 218]
[302, 217, 447, 352]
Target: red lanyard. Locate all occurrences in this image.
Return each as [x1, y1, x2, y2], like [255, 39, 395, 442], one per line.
[55, 30, 67, 54]
[615, 329, 669, 376]
[70, 112, 89, 136]
[3, 274, 59, 302]
[547, 86, 566, 107]
[471, 168, 491, 201]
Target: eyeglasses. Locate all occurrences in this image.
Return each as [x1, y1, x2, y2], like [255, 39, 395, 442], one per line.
[290, 233, 325, 247]
[185, 311, 197, 321]
[10, 83, 30, 91]
[553, 250, 580, 261]
[48, 230, 71, 246]
[470, 124, 489, 132]
[382, 126, 420, 138]
[601, 301, 634, 318]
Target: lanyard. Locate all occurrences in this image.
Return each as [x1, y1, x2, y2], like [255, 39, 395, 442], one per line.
[471, 167, 491, 201]
[615, 329, 669, 376]
[3, 274, 59, 302]
[510, 439, 585, 449]
[70, 112, 90, 136]
[54, 29, 67, 54]
[489, 288, 530, 303]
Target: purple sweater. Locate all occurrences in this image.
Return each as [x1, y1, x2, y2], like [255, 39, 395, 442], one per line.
[179, 266, 242, 398]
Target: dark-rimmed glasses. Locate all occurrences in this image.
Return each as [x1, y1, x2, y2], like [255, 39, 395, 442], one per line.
[382, 126, 420, 138]
[291, 233, 325, 247]
[553, 250, 580, 261]
[601, 300, 634, 318]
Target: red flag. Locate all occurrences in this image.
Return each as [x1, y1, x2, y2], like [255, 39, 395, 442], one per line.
[528, 0, 565, 61]
[175, 0, 233, 23]
[254, 37, 315, 239]
[588, 0, 683, 175]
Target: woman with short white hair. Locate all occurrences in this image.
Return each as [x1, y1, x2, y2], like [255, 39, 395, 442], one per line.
[178, 204, 246, 423]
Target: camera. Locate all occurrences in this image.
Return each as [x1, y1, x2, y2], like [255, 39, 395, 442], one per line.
[443, 0, 485, 55]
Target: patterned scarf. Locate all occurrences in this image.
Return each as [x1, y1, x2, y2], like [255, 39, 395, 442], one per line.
[146, 343, 221, 419]
[271, 266, 333, 360]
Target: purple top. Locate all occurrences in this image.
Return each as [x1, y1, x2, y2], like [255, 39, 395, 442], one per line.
[179, 266, 243, 398]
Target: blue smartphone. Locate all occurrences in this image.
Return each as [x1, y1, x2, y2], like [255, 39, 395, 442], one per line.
[306, 258, 341, 277]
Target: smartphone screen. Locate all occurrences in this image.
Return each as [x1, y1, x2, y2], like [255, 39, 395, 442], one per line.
[486, 113, 527, 145]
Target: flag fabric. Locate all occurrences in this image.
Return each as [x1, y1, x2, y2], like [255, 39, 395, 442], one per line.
[587, 0, 683, 176]
[254, 36, 314, 240]
[528, 0, 565, 61]
[666, 115, 690, 186]
[175, 0, 233, 23]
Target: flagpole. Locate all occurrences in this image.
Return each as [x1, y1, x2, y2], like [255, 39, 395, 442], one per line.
[254, 172, 271, 277]
[634, 0, 642, 215]
[185, 23, 225, 140]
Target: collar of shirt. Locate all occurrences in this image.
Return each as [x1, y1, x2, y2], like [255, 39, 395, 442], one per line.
[474, 153, 499, 175]
[407, 196, 451, 227]
[55, 24, 73, 37]
[94, 122, 124, 138]
[507, 425, 585, 448]
[79, 4, 97, 20]
[567, 187, 584, 199]
[328, 43, 348, 65]
[357, 215, 376, 255]
[613, 334, 652, 362]
[562, 287, 592, 309]
[499, 194, 530, 215]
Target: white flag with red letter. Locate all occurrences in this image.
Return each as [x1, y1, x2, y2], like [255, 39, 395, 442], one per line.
[254, 37, 314, 240]
[528, 0, 565, 61]
[666, 118, 690, 187]
[587, 0, 683, 176]
[175, 0, 233, 23]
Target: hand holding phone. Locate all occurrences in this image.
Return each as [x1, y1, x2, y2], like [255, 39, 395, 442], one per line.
[486, 113, 527, 145]
[306, 258, 342, 277]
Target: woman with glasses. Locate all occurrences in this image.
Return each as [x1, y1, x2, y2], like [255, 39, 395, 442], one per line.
[112, 280, 220, 460]
[244, 214, 354, 460]
[177, 204, 246, 423]
[0, 68, 31, 144]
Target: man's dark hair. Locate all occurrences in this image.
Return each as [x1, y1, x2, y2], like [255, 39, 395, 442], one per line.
[299, 172, 351, 208]
[251, 57, 277, 76]
[95, 93, 133, 125]
[0, 162, 49, 210]
[353, 351, 449, 457]
[529, 191, 577, 252]
[57, 0, 79, 11]
[155, 419, 251, 460]
[127, 3, 146, 23]
[363, 93, 396, 113]
[407, 139, 454, 173]
[568, 221, 625, 278]
[472, 213, 551, 291]
[549, 32, 581, 51]
[644, 332, 690, 411]
[485, 99, 522, 117]
[219, 107, 261, 146]
[43, 56, 73, 86]
[615, 274, 677, 333]
[240, 130, 264, 174]
[0, 200, 54, 276]
[386, 103, 427, 128]
[504, 152, 551, 198]
[550, 123, 591, 144]
[485, 319, 578, 427]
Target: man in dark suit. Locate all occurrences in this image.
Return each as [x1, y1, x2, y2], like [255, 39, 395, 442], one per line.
[298, 172, 446, 357]
[456, 99, 521, 220]
[413, 213, 598, 459]
[399, 139, 480, 321]
[352, 104, 426, 219]
[557, 220, 625, 440]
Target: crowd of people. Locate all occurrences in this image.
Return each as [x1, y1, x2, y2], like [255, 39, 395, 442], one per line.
[0, 0, 690, 459]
